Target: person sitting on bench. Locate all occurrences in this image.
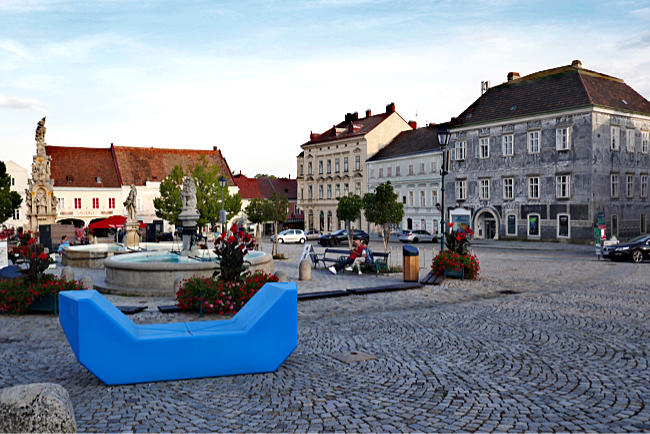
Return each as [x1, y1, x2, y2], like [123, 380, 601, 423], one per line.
[329, 239, 365, 275]
[349, 240, 368, 275]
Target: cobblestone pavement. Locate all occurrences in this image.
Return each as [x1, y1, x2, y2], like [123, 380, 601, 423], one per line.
[1, 246, 649, 432]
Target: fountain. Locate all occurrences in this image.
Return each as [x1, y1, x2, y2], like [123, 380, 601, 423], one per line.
[95, 177, 272, 296]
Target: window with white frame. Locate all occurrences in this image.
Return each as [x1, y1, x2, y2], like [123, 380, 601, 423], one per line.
[355, 156, 360, 171]
[318, 161, 323, 174]
[335, 184, 340, 198]
[557, 214, 570, 238]
[420, 191, 425, 207]
[611, 173, 619, 198]
[387, 167, 392, 177]
[556, 127, 571, 150]
[479, 137, 489, 159]
[641, 174, 648, 198]
[432, 189, 438, 206]
[343, 157, 349, 172]
[642, 131, 649, 154]
[343, 183, 349, 196]
[57, 198, 65, 210]
[327, 184, 332, 199]
[13, 209, 19, 220]
[627, 129, 635, 152]
[528, 177, 540, 199]
[479, 178, 490, 200]
[395, 165, 401, 176]
[626, 174, 634, 198]
[319, 185, 323, 199]
[378, 168, 383, 178]
[335, 158, 340, 173]
[506, 214, 517, 236]
[527, 213, 540, 237]
[430, 161, 437, 173]
[528, 130, 540, 154]
[300, 164, 303, 176]
[419, 162, 425, 174]
[408, 164, 414, 175]
[308, 185, 313, 199]
[456, 179, 467, 200]
[503, 177, 514, 200]
[408, 191, 414, 206]
[611, 126, 620, 150]
[308, 162, 312, 175]
[502, 134, 514, 156]
[456, 141, 466, 160]
[556, 174, 571, 199]
[326, 160, 331, 174]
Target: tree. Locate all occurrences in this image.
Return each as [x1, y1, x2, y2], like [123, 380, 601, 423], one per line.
[363, 181, 404, 252]
[154, 158, 241, 229]
[153, 165, 185, 225]
[0, 161, 22, 224]
[254, 173, 277, 179]
[336, 194, 363, 249]
[266, 192, 289, 256]
[244, 198, 267, 249]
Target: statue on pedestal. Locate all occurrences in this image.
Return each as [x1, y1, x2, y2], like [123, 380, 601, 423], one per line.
[123, 184, 137, 222]
[26, 117, 57, 231]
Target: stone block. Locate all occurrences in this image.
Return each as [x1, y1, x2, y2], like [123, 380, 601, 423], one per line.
[60, 266, 74, 282]
[299, 259, 311, 281]
[0, 383, 77, 433]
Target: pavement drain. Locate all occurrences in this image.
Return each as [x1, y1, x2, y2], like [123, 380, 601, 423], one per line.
[498, 290, 520, 295]
[330, 351, 377, 363]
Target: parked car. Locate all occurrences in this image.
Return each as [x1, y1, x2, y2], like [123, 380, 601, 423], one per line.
[399, 229, 438, 243]
[602, 234, 650, 263]
[271, 229, 306, 244]
[304, 230, 322, 241]
[318, 229, 370, 247]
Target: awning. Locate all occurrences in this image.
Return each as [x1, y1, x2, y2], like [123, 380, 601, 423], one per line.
[89, 215, 146, 230]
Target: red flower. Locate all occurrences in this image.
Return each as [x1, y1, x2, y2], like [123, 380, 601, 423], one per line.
[27, 238, 36, 245]
[448, 222, 454, 228]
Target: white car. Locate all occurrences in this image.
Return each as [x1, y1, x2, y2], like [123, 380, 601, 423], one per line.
[399, 229, 437, 243]
[271, 229, 306, 244]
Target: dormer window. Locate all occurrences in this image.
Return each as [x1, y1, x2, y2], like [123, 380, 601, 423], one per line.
[66, 176, 73, 182]
[95, 176, 102, 183]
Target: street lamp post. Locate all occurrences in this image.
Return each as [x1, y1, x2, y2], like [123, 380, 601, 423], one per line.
[218, 176, 227, 233]
[437, 126, 451, 252]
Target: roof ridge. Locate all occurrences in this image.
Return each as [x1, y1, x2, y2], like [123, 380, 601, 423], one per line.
[576, 71, 595, 106]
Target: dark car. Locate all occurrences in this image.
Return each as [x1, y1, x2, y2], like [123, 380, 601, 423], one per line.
[318, 229, 370, 247]
[602, 234, 650, 263]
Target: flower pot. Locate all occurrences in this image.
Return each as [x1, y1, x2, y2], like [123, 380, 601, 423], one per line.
[29, 293, 58, 314]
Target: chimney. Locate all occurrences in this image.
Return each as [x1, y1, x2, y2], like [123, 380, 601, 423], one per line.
[507, 72, 520, 81]
[571, 59, 582, 68]
[365, 109, 372, 117]
[385, 102, 395, 114]
[310, 131, 317, 140]
[213, 145, 218, 150]
[408, 120, 417, 129]
[353, 112, 359, 120]
[481, 80, 490, 95]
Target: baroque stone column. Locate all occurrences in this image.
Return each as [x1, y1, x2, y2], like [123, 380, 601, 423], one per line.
[25, 117, 58, 231]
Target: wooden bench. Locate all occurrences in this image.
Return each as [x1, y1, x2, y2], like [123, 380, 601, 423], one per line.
[312, 246, 390, 276]
[367, 252, 389, 276]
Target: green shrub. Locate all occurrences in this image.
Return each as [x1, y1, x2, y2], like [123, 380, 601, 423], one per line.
[176, 271, 279, 314]
[0, 277, 86, 314]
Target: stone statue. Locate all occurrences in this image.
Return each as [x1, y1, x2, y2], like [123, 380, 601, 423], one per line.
[35, 190, 47, 215]
[123, 184, 137, 222]
[181, 177, 198, 214]
[35, 117, 46, 155]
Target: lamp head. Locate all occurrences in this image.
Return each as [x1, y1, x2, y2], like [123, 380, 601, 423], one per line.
[437, 125, 451, 148]
[218, 176, 227, 188]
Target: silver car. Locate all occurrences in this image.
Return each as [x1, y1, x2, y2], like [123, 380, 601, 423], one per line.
[271, 229, 306, 244]
[304, 230, 322, 240]
[399, 229, 437, 243]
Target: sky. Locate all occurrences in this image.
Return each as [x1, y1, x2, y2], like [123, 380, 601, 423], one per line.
[1, 0, 649, 178]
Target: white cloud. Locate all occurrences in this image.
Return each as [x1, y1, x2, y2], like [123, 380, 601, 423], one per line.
[0, 95, 44, 111]
[0, 40, 33, 61]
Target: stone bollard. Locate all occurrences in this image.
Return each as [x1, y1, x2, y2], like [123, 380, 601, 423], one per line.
[299, 259, 311, 281]
[173, 277, 184, 294]
[273, 271, 288, 282]
[81, 276, 93, 290]
[60, 266, 74, 282]
[0, 383, 77, 433]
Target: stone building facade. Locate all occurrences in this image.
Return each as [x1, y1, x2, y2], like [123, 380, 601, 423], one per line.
[367, 124, 444, 234]
[296, 103, 412, 233]
[445, 61, 650, 242]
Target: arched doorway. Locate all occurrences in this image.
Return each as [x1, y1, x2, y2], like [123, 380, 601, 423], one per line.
[308, 211, 314, 230]
[319, 211, 324, 232]
[474, 208, 499, 240]
[327, 211, 332, 232]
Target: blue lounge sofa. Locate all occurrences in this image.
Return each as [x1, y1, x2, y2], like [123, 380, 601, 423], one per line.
[58, 282, 297, 385]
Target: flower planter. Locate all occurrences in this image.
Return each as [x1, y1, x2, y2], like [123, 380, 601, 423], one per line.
[443, 267, 465, 280]
[28, 293, 58, 314]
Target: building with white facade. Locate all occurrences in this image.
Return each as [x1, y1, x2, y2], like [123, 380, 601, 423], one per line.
[3, 160, 29, 229]
[367, 124, 445, 234]
[296, 103, 412, 233]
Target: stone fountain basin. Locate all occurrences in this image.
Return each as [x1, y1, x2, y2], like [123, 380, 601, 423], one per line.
[101, 250, 273, 296]
[61, 242, 176, 268]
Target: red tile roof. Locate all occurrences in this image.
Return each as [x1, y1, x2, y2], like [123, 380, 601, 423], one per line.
[303, 112, 391, 146]
[453, 62, 650, 128]
[234, 174, 297, 200]
[46, 145, 235, 188]
[47, 146, 121, 188]
[112, 146, 235, 186]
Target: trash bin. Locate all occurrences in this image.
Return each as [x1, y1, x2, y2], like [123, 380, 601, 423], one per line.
[403, 245, 419, 282]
